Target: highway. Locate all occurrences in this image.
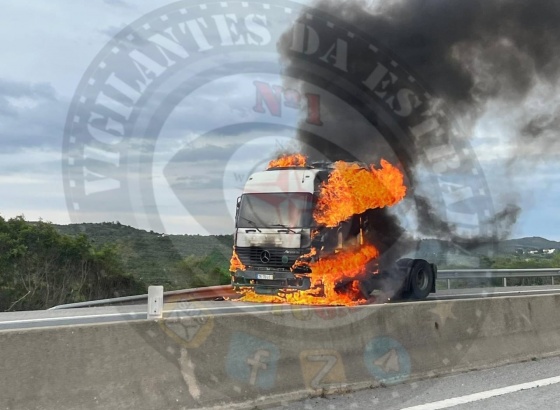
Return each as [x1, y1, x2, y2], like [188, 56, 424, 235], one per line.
[0, 301, 273, 331]
[2, 285, 560, 331]
[3, 286, 560, 410]
[270, 356, 560, 409]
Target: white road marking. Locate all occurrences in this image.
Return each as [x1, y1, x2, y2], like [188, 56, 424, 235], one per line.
[400, 375, 560, 410]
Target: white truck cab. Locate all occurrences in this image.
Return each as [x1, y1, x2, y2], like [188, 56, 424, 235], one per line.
[231, 163, 437, 300]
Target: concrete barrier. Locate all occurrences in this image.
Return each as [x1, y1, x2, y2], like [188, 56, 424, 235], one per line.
[2, 294, 560, 409]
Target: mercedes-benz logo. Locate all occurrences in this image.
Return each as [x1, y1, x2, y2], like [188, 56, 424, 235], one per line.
[260, 250, 271, 264]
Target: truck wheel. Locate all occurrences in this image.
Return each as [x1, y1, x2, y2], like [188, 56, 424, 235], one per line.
[395, 258, 413, 268]
[409, 260, 434, 300]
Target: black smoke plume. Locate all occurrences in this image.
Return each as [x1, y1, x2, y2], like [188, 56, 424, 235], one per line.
[278, 0, 560, 252]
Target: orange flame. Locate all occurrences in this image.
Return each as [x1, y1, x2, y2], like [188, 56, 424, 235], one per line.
[235, 157, 406, 306]
[229, 250, 245, 272]
[240, 245, 379, 306]
[267, 153, 307, 169]
[308, 244, 378, 303]
[314, 160, 406, 227]
[291, 247, 317, 271]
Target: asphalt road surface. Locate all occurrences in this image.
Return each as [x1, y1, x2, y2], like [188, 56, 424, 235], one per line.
[2, 285, 560, 331]
[270, 356, 560, 410]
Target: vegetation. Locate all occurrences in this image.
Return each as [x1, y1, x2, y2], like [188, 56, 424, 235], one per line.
[437, 249, 560, 289]
[174, 248, 231, 288]
[54, 222, 233, 288]
[3, 216, 560, 310]
[1, 217, 233, 311]
[0, 216, 145, 311]
[488, 253, 560, 269]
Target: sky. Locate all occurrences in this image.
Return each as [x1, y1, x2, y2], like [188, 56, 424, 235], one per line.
[0, 0, 559, 240]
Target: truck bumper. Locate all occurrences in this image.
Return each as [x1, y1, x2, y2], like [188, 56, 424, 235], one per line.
[232, 270, 311, 293]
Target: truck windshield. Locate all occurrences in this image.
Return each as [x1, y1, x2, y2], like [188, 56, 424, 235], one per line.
[237, 193, 313, 229]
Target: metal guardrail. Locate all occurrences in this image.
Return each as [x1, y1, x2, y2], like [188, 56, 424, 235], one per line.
[438, 268, 560, 289]
[48, 285, 236, 310]
[50, 269, 560, 309]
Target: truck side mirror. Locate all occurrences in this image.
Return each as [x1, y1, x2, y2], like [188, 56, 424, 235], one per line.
[235, 196, 241, 226]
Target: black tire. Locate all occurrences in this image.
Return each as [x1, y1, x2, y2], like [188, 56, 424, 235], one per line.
[408, 260, 434, 300]
[395, 258, 413, 269]
[387, 259, 413, 300]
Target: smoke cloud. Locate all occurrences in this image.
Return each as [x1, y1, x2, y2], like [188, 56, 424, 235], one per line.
[277, 0, 560, 251]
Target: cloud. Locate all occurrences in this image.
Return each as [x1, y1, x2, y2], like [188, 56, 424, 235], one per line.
[170, 144, 239, 163]
[0, 0, 557, 241]
[0, 79, 56, 118]
[0, 100, 67, 152]
[0, 149, 70, 225]
[102, 0, 133, 9]
[98, 24, 128, 38]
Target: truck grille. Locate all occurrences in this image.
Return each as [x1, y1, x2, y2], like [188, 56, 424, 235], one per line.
[236, 247, 305, 268]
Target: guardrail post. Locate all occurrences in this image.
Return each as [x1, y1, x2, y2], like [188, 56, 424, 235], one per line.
[552, 276, 555, 286]
[447, 279, 451, 290]
[147, 286, 164, 319]
[503, 277, 507, 287]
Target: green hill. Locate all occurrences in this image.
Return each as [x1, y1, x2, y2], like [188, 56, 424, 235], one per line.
[1, 217, 146, 311]
[54, 222, 233, 289]
[499, 237, 560, 252]
[414, 237, 560, 269]
[53, 222, 560, 284]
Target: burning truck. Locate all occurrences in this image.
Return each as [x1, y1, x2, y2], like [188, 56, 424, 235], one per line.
[229, 154, 436, 305]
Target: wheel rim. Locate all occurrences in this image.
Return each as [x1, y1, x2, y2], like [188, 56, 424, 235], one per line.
[416, 269, 429, 291]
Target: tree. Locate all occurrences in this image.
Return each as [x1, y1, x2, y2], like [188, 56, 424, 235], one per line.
[0, 216, 146, 311]
[174, 249, 231, 288]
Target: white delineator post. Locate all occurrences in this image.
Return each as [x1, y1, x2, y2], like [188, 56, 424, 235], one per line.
[147, 286, 164, 319]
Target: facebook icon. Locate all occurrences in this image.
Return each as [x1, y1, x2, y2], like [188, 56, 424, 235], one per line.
[226, 332, 280, 390]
